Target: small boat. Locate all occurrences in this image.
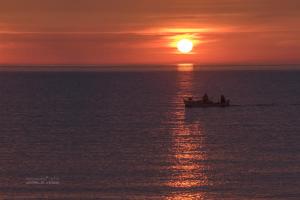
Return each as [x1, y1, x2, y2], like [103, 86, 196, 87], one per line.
[183, 96, 230, 108]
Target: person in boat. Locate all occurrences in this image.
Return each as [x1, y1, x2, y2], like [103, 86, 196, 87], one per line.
[202, 93, 209, 103]
[220, 95, 226, 104]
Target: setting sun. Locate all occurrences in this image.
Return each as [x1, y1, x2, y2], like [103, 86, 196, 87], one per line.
[177, 39, 194, 54]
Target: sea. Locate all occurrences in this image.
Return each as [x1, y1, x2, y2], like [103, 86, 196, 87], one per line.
[0, 66, 299, 199]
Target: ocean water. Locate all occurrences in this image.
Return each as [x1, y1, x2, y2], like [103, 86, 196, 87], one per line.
[0, 69, 299, 199]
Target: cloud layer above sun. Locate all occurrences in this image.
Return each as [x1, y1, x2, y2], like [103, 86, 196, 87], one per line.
[0, 0, 299, 65]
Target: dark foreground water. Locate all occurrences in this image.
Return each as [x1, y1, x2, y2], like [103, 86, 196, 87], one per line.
[0, 69, 299, 199]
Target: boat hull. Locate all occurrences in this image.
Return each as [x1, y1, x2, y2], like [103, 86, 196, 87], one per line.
[184, 99, 230, 108]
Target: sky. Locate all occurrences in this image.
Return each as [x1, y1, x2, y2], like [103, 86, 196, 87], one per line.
[0, 0, 299, 65]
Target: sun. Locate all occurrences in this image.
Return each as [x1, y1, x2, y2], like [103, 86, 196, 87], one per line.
[177, 39, 193, 54]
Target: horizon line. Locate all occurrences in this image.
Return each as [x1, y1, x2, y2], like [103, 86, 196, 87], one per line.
[0, 63, 299, 67]
[0, 63, 299, 72]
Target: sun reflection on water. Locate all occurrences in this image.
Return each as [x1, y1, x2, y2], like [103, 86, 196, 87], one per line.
[164, 67, 210, 199]
[177, 63, 194, 72]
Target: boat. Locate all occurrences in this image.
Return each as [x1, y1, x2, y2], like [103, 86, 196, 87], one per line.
[183, 96, 230, 108]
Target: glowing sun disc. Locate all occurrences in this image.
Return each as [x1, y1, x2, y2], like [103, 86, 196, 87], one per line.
[177, 39, 193, 53]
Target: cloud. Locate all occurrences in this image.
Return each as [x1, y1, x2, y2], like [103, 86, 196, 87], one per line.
[0, 0, 299, 64]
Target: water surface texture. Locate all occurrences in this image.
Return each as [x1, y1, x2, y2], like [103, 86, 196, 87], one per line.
[0, 70, 299, 199]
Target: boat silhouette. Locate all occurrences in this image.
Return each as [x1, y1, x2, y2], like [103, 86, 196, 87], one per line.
[183, 96, 230, 108]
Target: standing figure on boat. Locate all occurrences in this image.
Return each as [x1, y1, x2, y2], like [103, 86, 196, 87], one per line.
[202, 93, 209, 103]
[220, 94, 226, 104]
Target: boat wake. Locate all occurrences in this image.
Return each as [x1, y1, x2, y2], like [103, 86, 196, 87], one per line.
[231, 103, 300, 107]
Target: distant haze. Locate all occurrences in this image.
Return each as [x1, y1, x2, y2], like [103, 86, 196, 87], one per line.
[0, 0, 299, 65]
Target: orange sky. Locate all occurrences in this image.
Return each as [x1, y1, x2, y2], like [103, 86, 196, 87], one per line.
[0, 0, 300, 65]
